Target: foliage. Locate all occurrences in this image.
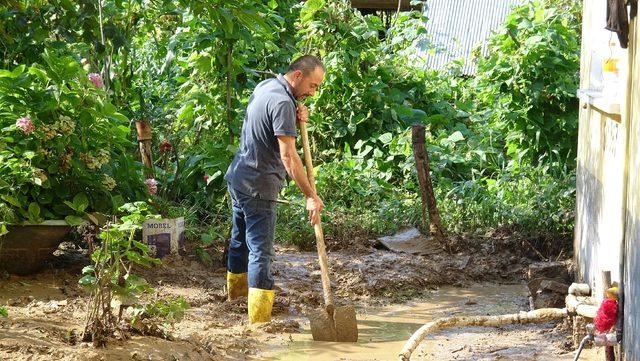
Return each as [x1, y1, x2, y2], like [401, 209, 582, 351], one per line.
[0, 0, 583, 258]
[469, 0, 581, 164]
[131, 296, 190, 328]
[79, 201, 160, 346]
[436, 163, 576, 235]
[0, 305, 7, 317]
[0, 52, 145, 225]
[296, 0, 443, 153]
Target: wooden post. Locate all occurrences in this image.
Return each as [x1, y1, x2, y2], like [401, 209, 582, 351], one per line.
[411, 125, 447, 248]
[135, 120, 154, 178]
[602, 271, 615, 361]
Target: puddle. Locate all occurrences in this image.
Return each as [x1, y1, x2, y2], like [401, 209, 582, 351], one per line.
[258, 284, 526, 360]
[0, 273, 69, 303]
[257, 283, 601, 361]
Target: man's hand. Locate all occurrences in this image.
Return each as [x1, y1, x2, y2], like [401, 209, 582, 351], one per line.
[296, 104, 309, 124]
[306, 195, 324, 225]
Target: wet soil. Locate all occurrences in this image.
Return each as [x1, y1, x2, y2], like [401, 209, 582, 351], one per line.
[0, 237, 601, 360]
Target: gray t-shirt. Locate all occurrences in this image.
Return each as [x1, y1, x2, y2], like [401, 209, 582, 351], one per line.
[224, 74, 297, 201]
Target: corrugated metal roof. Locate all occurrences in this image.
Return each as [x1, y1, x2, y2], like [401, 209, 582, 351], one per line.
[414, 0, 523, 75]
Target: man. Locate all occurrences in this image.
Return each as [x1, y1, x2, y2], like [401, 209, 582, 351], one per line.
[224, 55, 325, 323]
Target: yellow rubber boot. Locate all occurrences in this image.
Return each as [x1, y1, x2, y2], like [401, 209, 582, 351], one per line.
[248, 287, 275, 324]
[227, 272, 248, 300]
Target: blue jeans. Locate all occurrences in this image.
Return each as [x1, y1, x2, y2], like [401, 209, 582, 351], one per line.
[227, 185, 277, 290]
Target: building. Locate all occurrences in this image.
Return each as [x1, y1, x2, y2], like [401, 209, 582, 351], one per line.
[574, 0, 639, 358]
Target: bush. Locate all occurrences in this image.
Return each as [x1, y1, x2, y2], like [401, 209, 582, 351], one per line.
[0, 51, 145, 224]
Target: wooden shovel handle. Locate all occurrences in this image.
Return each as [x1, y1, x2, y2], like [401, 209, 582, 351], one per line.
[299, 121, 335, 313]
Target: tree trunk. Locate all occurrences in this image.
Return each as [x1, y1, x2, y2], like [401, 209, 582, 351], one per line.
[135, 120, 154, 178]
[411, 125, 446, 247]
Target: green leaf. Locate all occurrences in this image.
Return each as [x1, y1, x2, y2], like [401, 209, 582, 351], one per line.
[65, 215, 85, 226]
[1, 195, 21, 207]
[378, 133, 393, 145]
[447, 131, 465, 143]
[201, 233, 214, 246]
[73, 193, 89, 213]
[133, 240, 151, 253]
[301, 0, 324, 21]
[28, 203, 41, 222]
[0, 306, 7, 317]
[81, 265, 95, 275]
[0, 65, 25, 79]
[78, 275, 96, 286]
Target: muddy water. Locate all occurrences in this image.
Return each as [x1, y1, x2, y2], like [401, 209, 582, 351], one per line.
[258, 283, 600, 361]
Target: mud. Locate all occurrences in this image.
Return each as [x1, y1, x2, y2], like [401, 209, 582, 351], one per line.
[0, 238, 602, 360]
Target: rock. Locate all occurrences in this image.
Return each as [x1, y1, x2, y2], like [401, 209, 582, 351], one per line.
[526, 260, 574, 283]
[42, 300, 64, 314]
[534, 290, 566, 309]
[528, 278, 570, 309]
[464, 297, 478, 305]
[539, 279, 569, 294]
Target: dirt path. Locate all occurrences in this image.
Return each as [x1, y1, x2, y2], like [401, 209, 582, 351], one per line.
[0, 241, 602, 360]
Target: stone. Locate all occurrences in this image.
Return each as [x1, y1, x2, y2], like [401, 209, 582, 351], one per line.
[526, 260, 574, 283]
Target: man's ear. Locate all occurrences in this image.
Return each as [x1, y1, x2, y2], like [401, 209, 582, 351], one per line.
[293, 70, 303, 81]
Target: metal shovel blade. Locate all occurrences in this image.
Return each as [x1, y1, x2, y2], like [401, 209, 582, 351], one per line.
[309, 308, 337, 341]
[309, 305, 358, 342]
[334, 305, 358, 342]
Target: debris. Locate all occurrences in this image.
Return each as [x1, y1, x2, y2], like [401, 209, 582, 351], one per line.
[258, 319, 301, 334]
[525, 261, 573, 283]
[528, 278, 569, 309]
[376, 228, 440, 255]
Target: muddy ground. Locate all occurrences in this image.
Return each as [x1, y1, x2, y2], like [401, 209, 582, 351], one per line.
[0, 231, 603, 360]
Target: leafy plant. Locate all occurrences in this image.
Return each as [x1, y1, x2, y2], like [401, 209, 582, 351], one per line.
[0, 0, 582, 260]
[0, 51, 145, 224]
[79, 201, 160, 346]
[0, 305, 7, 317]
[469, 0, 581, 164]
[131, 296, 189, 328]
[297, 0, 439, 153]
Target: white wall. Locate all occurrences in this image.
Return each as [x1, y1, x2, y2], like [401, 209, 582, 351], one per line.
[574, 0, 628, 299]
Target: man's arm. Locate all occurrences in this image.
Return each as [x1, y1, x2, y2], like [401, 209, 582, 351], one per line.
[277, 135, 324, 224]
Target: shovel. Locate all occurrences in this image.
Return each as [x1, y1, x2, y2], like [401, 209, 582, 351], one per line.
[299, 121, 358, 342]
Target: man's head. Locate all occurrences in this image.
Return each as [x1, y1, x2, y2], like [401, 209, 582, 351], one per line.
[284, 55, 325, 100]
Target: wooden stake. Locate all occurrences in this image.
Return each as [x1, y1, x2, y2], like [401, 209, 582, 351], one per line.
[135, 120, 154, 178]
[411, 125, 446, 247]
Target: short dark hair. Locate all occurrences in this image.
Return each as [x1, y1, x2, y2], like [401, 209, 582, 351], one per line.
[286, 55, 324, 75]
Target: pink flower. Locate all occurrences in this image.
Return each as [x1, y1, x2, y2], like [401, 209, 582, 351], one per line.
[203, 175, 209, 182]
[88, 73, 104, 88]
[16, 115, 35, 134]
[145, 178, 158, 195]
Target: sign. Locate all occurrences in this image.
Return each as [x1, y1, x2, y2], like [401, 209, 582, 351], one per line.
[142, 217, 185, 258]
